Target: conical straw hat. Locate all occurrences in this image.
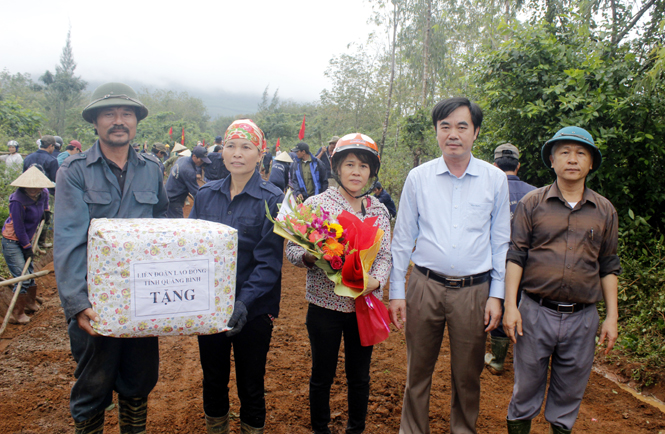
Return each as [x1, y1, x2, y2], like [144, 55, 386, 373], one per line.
[275, 152, 293, 163]
[172, 143, 187, 153]
[11, 166, 56, 189]
[179, 149, 192, 157]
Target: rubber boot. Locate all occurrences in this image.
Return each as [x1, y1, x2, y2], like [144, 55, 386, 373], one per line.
[75, 410, 105, 434]
[25, 285, 41, 313]
[485, 336, 511, 375]
[118, 396, 148, 434]
[9, 293, 31, 325]
[240, 420, 265, 434]
[205, 411, 230, 434]
[549, 424, 572, 434]
[507, 419, 531, 434]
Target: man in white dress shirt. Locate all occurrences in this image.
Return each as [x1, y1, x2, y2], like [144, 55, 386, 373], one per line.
[389, 97, 511, 434]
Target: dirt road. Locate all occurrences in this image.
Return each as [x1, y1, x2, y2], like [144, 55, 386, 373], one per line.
[1, 254, 664, 433]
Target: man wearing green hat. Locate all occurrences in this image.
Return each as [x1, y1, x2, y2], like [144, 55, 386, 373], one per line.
[502, 127, 621, 434]
[54, 82, 168, 434]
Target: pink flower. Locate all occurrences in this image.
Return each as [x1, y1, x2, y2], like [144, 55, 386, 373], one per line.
[330, 255, 343, 270]
[292, 223, 307, 235]
[308, 230, 324, 244]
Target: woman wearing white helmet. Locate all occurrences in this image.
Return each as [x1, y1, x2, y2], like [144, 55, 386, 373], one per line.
[286, 133, 393, 434]
[1, 140, 24, 171]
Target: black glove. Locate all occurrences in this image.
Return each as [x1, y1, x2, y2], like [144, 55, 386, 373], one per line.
[226, 301, 248, 337]
[43, 210, 52, 226]
[22, 247, 34, 261]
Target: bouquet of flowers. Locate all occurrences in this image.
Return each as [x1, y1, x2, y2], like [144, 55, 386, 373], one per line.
[267, 190, 383, 298]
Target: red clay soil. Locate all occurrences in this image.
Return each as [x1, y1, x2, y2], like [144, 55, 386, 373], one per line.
[1, 199, 664, 433]
[1, 256, 664, 434]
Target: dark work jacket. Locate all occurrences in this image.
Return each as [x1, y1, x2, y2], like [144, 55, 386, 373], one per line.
[204, 152, 230, 182]
[375, 189, 397, 218]
[189, 171, 284, 322]
[165, 156, 200, 207]
[150, 151, 166, 178]
[288, 153, 328, 200]
[268, 160, 290, 191]
[23, 149, 59, 183]
[54, 141, 168, 321]
[315, 146, 333, 179]
[507, 174, 537, 218]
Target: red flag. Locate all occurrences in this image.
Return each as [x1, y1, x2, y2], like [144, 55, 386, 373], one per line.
[169, 127, 173, 137]
[202, 139, 206, 147]
[276, 138, 280, 152]
[298, 115, 306, 140]
[181, 127, 185, 146]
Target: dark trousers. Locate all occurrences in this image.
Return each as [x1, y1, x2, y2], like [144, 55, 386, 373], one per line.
[68, 320, 159, 422]
[306, 303, 373, 434]
[165, 197, 185, 218]
[197, 314, 274, 428]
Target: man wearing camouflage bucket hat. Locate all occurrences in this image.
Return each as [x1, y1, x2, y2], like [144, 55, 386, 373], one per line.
[54, 83, 168, 434]
[503, 127, 620, 434]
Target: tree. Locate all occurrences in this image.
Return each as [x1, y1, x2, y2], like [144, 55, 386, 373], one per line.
[474, 20, 665, 230]
[138, 88, 210, 131]
[39, 30, 87, 136]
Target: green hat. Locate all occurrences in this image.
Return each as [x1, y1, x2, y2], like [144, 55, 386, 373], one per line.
[81, 82, 149, 123]
[541, 126, 602, 173]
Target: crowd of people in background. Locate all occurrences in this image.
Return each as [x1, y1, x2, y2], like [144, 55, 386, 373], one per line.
[0, 82, 620, 434]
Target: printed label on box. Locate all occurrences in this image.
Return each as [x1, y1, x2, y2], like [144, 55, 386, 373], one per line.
[131, 258, 215, 320]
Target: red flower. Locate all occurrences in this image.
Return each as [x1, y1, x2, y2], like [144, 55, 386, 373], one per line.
[330, 255, 343, 270]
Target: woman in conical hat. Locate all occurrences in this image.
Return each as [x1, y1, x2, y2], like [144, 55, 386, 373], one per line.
[2, 167, 54, 324]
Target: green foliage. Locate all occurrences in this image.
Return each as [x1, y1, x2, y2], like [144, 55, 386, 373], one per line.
[0, 98, 45, 138]
[614, 215, 665, 368]
[474, 21, 665, 231]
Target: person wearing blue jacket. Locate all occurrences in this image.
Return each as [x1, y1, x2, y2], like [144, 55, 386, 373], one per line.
[23, 135, 59, 184]
[372, 181, 397, 218]
[288, 142, 328, 201]
[268, 151, 292, 192]
[189, 119, 283, 434]
[165, 146, 211, 217]
[484, 143, 537, 376]
[54, 83, 168, 434]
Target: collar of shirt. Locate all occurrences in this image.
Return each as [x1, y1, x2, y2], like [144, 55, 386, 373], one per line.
[389, 154, 511, 300]
[436, 154, 481, 178]
[85, 141, 144, 169]
[507, 174, 520, 181]
[546, 180, 598, 209]
[206, 170, 263, 201]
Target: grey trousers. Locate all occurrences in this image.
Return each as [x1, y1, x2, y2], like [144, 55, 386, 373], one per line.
[507, 294, 599, 430]
[400, 267, 489, 434]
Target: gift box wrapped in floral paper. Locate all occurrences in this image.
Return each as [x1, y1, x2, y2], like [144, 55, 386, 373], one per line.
[87, 218, 237, 337]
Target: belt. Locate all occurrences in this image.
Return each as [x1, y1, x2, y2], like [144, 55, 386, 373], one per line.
[526, 292, 593, 314]
[415, 265, 490, 288]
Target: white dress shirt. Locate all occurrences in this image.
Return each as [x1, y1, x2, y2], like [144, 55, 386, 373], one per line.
[390, 155, 511, 300]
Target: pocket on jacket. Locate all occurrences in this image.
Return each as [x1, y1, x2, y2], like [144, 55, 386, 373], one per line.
[238, 222, 262, 250]
[133, 190, 159, 205]
[83, 190, 112, 205]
